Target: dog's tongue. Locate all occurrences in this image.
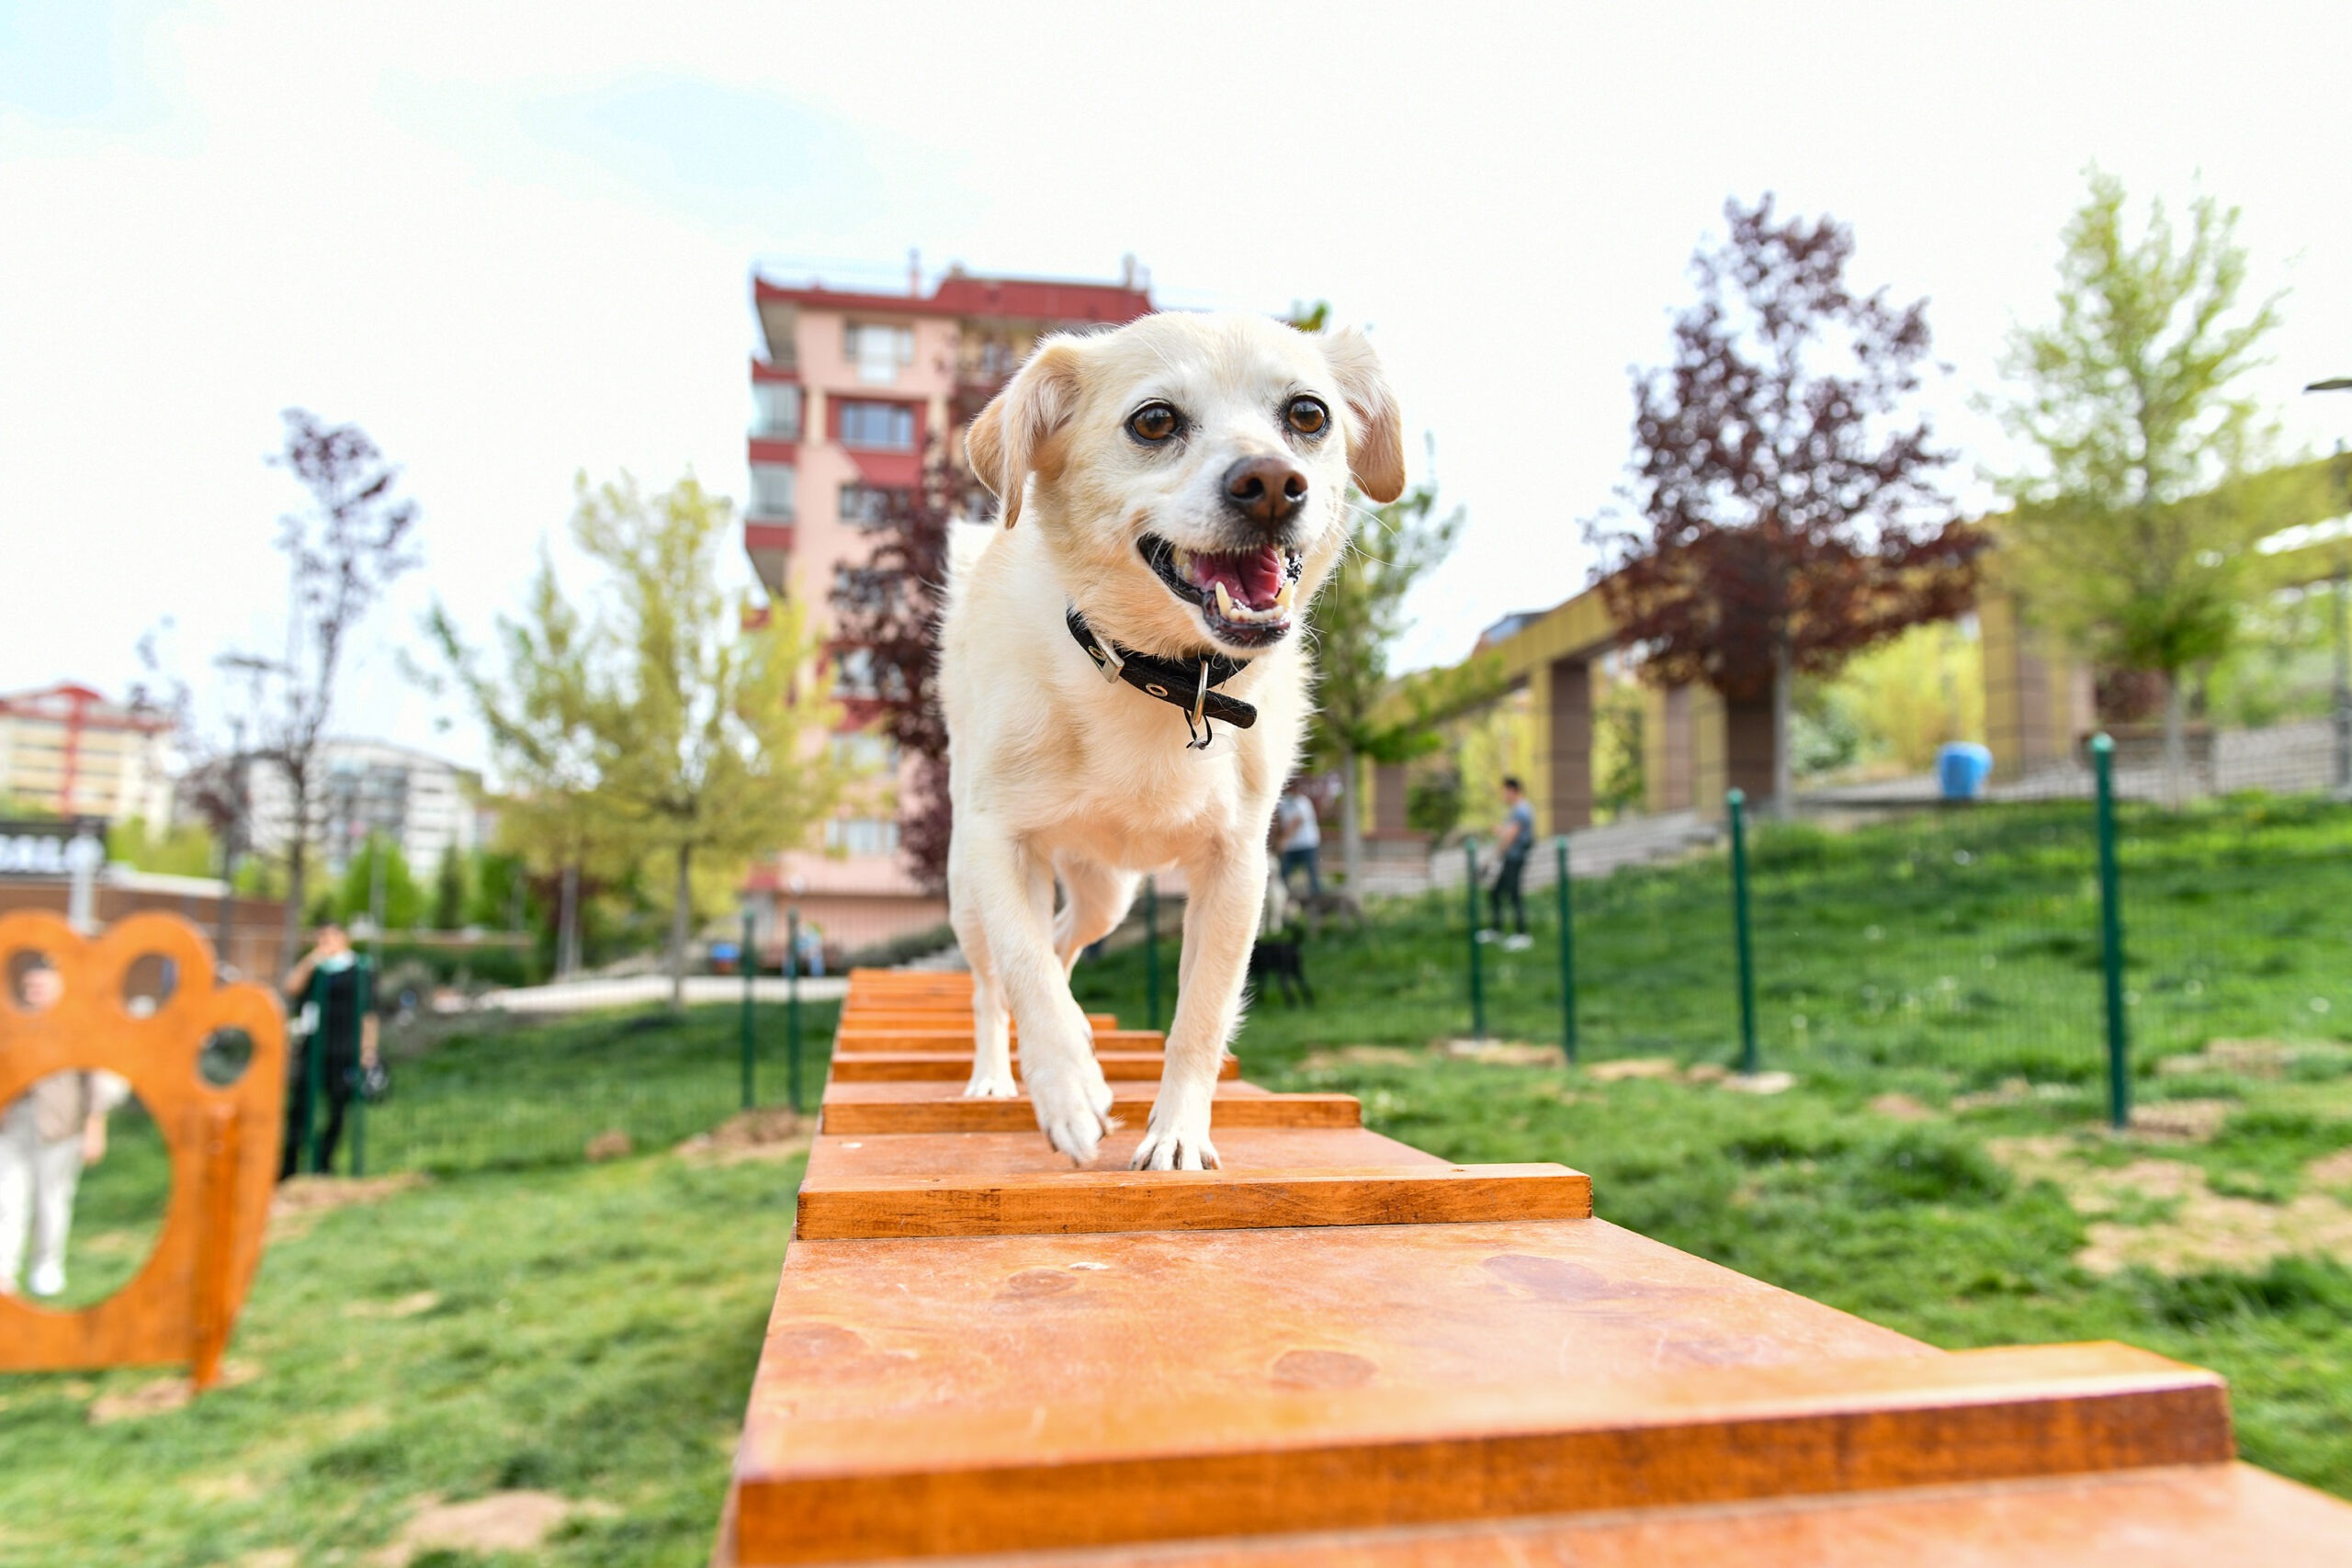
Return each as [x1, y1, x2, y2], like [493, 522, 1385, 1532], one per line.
[1187, 545, 1287, 610]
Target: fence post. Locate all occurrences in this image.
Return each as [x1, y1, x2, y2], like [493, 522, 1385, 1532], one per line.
[786, 908, 804, 1114]
[1144, 875, 1160, 1033]
[1727, 789, 1758, 1077]
[740, 909, 757, 1111]
[1465, 840, 1487, 1041]
[1555, 835, 1577, 1065]
[2093, 734, 2130, 1130]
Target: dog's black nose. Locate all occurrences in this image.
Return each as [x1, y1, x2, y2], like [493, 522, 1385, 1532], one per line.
[1222, 456, 1308, 525]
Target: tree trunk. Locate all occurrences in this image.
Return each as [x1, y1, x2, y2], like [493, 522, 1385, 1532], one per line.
[1339, 747, 1364, 892]
[557, 863, 581, 979]
[277, 773, 310, 977]
[2161, 669, 2188, 810]
[669, 844, 692, 1011]
[1770, 633, 1794, 818]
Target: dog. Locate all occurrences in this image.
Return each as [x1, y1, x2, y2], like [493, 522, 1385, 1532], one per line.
[939, 311, 1403, 1169]
[1246, 928, 1315, 1009]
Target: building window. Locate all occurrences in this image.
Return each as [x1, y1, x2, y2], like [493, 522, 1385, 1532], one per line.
[824, 816, 901, 856]
[830, 645, 878, 699]
[829, 732, 899, 773]
[845, 322, 915, 385]
[752, 383, 802, 440]
[750, 463, 797, 519]
[838, 400, 916, 452]
[838, 482, 910, 529]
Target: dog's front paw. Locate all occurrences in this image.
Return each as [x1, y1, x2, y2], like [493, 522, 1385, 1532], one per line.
[1130, 1099, 1220, 1172]
[1027, 1067, 1114, 1166]
[962, 1066, 1019, 1099]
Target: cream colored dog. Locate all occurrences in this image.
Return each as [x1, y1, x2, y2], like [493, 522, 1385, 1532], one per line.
[941, 311, 1403, 1169]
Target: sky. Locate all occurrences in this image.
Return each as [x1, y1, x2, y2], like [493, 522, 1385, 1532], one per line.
[4, 1, 2348, 776]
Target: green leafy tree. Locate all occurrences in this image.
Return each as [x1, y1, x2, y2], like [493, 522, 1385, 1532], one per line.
[1991, 170, 2296, 801]
[429, 547, 637, 977]
[107, 817, 218, 878]
[573, 474, 852, 1005]
[1304, 468, 1476, 890]
[431, 846, 468, 931]
[333, 833, 424, 931]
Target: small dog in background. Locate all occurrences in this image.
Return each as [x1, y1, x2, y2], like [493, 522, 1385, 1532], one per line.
[1247, 850, 1314, 1008]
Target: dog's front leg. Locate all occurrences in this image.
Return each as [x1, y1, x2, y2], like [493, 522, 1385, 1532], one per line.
[1132, 848, 1264, 1171]
[952, 821, 1113, 1161]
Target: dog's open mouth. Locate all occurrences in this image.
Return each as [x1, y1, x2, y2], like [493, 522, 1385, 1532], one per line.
[1139, 536, 1304, 649]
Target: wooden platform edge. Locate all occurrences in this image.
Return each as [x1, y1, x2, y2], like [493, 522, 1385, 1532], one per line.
[794, 1163, 1592, 1239]
[818, 1093, 1362, 1136]
[733, 1342, 2231, 1564]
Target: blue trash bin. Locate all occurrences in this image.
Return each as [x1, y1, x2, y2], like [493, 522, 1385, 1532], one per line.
[1937, 742, 1993, 800]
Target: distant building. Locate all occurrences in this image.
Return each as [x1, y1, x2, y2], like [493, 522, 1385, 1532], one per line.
[0, 682, 175, 824]
[740, 263, 1155, 958]
[243, 737, 481, 878]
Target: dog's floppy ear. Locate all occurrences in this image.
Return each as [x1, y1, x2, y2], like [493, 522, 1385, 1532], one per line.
[966, 336, 1085, 529]
[1319, 327, 1406, 503]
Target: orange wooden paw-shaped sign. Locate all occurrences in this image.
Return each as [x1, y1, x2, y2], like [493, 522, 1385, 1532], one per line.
[0, 910, 285, 1387]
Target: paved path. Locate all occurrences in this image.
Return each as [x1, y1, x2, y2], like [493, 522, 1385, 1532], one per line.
[481, 974, 851, 1014]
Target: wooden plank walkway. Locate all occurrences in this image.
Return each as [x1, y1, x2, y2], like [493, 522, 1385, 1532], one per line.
[718, 967, 2352, 1566]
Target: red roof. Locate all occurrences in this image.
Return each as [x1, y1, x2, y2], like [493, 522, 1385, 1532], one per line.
[754, 273, 1152, 327]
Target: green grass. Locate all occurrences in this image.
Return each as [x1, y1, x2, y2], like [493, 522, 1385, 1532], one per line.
[1, 1000, 839, 1568]
[6, 797, 2352, 1562]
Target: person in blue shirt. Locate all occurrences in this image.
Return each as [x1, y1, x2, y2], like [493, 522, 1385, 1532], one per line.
[1484, 777, 1536, 950]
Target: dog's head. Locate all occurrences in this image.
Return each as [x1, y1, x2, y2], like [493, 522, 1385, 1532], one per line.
[966, 312, 1404, 656]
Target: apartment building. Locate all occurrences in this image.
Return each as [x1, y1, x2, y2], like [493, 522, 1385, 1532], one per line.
[0, 682, 175, 824]
[242, 737, 482, 879]
[741, 264, 1154, 957]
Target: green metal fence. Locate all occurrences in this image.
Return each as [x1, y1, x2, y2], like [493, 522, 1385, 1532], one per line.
[1070, 742, 2352, 1106]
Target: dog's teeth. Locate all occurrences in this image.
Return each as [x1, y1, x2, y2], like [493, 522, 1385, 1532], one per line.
[1274, 582, 1295, 613]
[1172, 547, 1193, 572]
[1214, 581, 1235, 617]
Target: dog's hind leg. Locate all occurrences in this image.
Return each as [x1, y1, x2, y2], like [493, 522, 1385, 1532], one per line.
[955, 822, 1113, 1161]
[1053, 855, 1138, 976]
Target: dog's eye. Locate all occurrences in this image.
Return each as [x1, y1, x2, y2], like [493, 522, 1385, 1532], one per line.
[1285, 396, 1329, 435]
[1127, 401, 1181, 443]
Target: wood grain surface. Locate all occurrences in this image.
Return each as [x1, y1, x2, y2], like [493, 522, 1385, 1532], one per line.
[823, 1052, 1238, 1082]
[819, 1090, 1360, 1135]
[795, 1163, 1591, 1239]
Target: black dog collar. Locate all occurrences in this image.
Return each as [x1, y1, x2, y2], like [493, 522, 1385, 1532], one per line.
[1065, 605, 1257, 750]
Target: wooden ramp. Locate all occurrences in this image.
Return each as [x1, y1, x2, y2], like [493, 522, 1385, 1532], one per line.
[718, 968, 2352, 1565]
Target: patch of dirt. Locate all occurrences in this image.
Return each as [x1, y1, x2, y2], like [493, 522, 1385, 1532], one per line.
[1682, 1063, 1730, 1085]
[376, 1491, 618, 1566]
[1868, 1093, 1936, 1122]
[239, 1551, 299, 1568]
[583, 1129, 634, 1161]
[270, 1173, 429, 1243]
[1952, 1077, 2034, 1111]
[1440, 1039, 1563, 1066]
[343, 1291, 440, 1321]
[1588, 1057, 1679, 1083]
[2309, 1147, 2352, 1190]
[1298, 1045, 1424, 1071]
[2160, 1039, 2302, 1078]
[187, 1472, 265, 1504]
[1989, 1135, 2352, 1275]
[2127, 1100, 2233, 1143]
[1723, 1071, 1797, 1096]
[675, 1108, 815, 1166]
[87, 1360, 260, 1425]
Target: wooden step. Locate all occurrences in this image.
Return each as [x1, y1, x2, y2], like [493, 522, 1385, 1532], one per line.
[797, 1162, 1588, 1240]
[825, 1053, 1238, 1083]
[732, 1341, 2226, 1563]
[834, 1028, 1163, 1054]
[820, 1084, 1359, 1135]
[834, 1011, 1119, 1032]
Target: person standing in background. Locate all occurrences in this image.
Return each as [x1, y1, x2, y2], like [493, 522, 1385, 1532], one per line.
[280, 925, 379, 1179]
[1483, 776, 1537, 951]
[1275, 784, 1322, 900]
[0, 958, 125, 1298]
